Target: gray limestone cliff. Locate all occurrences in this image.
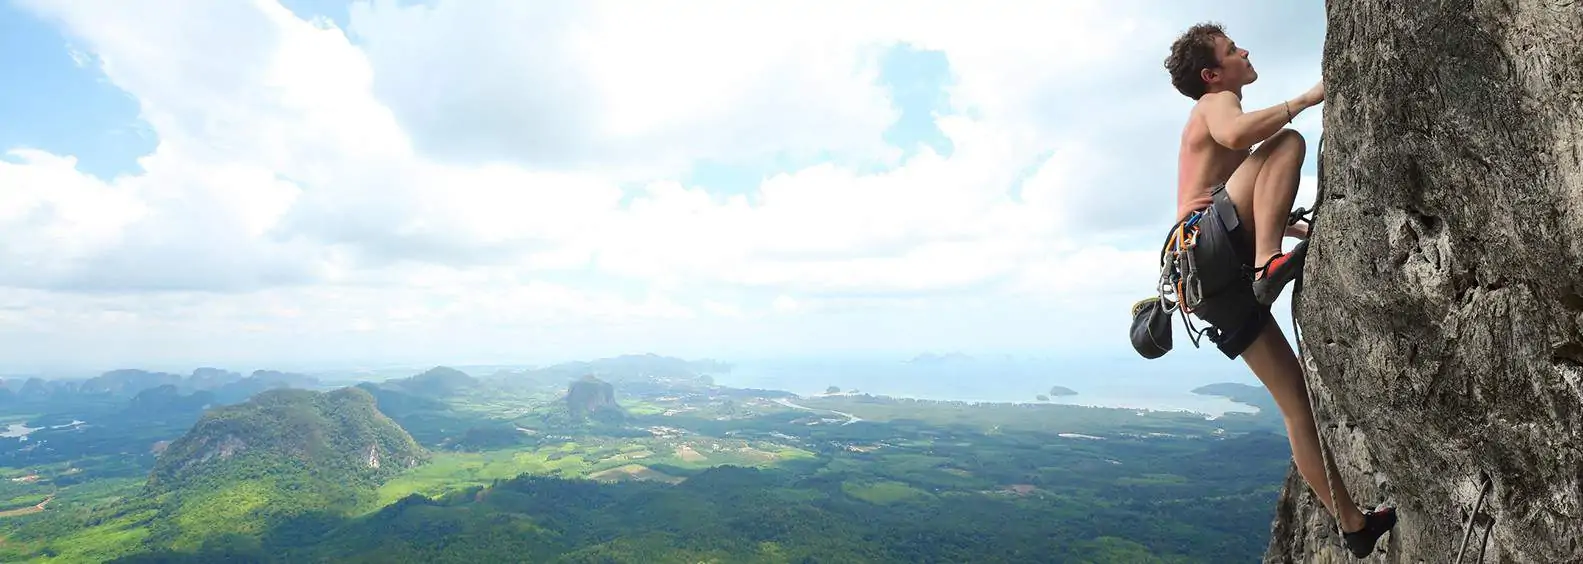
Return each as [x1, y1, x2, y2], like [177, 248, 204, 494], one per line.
[1264, 1, 1582, 562]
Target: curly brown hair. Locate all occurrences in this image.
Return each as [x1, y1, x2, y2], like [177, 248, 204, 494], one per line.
[1164, 22, 1227, 100]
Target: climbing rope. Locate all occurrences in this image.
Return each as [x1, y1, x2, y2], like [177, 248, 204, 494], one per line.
[1292, 233, 1347, 551]
[1291, 133, 1347, 548]
[1453, 475, 1492, 564]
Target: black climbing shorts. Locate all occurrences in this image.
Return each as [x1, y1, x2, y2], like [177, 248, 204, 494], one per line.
[1185, 184, 1271, 359]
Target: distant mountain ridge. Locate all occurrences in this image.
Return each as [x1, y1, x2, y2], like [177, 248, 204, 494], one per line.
[512, 353, 725, 387]
[0, 368, 319, 406]
[378, 366, 480, 397]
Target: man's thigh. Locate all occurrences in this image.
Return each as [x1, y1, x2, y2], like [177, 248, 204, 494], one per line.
[1224, 151, 1268, 232]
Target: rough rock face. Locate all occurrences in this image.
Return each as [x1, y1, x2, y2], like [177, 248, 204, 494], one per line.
[566, 374, 624, 423]
[1264, 1, 1583, 563]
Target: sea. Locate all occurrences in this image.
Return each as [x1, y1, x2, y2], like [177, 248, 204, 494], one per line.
[707, 352, 1266, 417]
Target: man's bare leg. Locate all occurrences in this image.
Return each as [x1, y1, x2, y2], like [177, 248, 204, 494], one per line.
[1249, 129, 1306, 265]
[1239, 322, 1368, 533]
[1225, 128, 1307, 267]
[1222, 128, 1368, 532]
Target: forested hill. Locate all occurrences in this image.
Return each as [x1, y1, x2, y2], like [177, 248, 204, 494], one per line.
[149, 386, 428, 490]
[55, 387, 434, 555]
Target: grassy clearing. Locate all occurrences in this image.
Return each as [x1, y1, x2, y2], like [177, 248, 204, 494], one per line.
[622, 401, 666, 416]
[0, 496, 49, 518]
[1115, 473, 1189, 486]
[587, 464, 684, 484]
[841, 480, 931, 505]
[371, 434, 817, 511]
[371, 450, 568, 510]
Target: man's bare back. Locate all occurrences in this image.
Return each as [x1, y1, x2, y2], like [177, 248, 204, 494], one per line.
[1176, 97, 1253, 221]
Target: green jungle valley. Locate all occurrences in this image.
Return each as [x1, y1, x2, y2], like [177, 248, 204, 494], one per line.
[0, 355, 1290, 563]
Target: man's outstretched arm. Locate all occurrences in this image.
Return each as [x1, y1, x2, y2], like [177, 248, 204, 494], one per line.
[1202, 83, 1323, 150]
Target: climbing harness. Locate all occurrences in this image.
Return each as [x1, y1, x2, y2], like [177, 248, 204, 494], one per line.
[1152, 210, 1215, 349]
[1453, 475, 1492, 564]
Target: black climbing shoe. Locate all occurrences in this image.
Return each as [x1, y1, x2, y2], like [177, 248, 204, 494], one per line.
[1342, 506, 1398, 558]
[1253, 239, 1309, 306]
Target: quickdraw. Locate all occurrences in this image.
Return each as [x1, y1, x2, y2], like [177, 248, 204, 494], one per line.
[1156, 210, 1212, 348]
[1289, 206, 1315, 229]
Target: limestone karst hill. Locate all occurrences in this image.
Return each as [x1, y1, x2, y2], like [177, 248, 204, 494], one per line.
[1264, 1, 1582, 562]
[149, 387, 428, 490]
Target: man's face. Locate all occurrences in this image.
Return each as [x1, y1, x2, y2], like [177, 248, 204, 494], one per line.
[1205, 34, 1257, 90]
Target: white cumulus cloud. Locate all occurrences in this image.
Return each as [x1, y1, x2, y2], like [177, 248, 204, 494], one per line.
[0, 0, 1330, 369]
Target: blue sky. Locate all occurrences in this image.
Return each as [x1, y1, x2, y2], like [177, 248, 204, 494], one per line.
[0, 2, 151, 179]
[0, 0, 1328, 376]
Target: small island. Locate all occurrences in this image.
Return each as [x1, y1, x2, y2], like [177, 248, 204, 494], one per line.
[1191, 383, 1275, 414]
[1048, 386, 1077, 397]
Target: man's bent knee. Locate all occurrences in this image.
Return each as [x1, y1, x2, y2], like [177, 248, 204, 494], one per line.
[1259, 128, 1307, 156]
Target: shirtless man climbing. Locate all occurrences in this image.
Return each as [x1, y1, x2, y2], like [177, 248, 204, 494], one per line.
[1163, 23, 1397, 558]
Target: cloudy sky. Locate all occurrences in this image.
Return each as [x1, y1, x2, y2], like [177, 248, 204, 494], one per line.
[0, 0, 1328, 373]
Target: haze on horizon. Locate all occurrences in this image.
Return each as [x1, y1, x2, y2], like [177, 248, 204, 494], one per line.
[1, 0, 1324, 374]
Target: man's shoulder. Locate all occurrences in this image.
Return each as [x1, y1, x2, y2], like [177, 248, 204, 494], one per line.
[1196, 91, 1241, 112]
[1180, 102, 1215, 147]
[1186, 92, 1232, 114]
[1185, 92, 1240, 143]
